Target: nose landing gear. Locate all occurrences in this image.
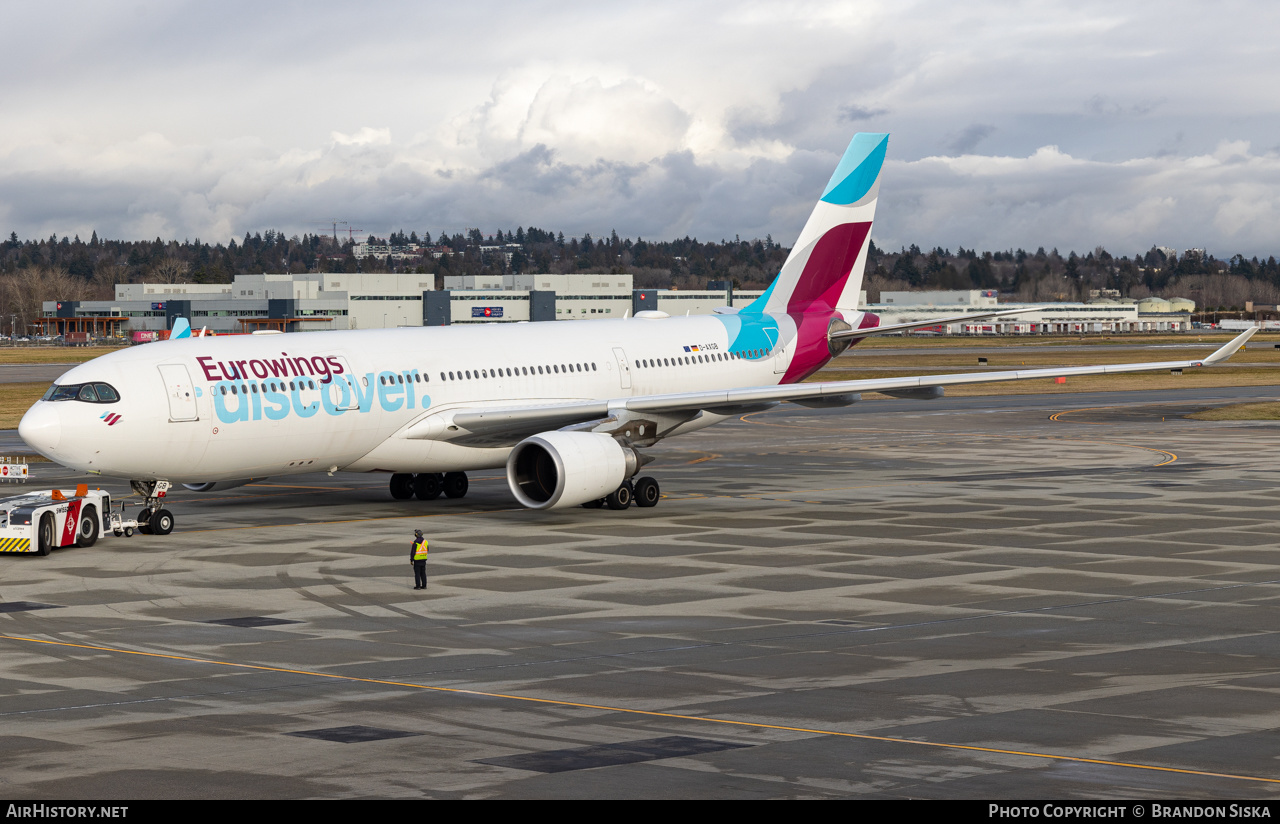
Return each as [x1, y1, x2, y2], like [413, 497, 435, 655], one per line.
[130, 480, 175, 536]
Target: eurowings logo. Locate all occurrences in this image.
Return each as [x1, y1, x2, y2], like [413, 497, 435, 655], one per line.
[100, 412, 122, 426]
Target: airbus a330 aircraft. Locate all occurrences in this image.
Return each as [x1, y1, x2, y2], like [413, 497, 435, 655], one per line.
[18, 133, 1256, 535]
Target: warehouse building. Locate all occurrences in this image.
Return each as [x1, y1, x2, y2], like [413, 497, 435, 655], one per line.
[39, 272, 763, 338]
[40, 273, 433, 337]
[873, 290, 1193, 333]
[435, 274, 763, 324]
[40, 279, 1191, 340]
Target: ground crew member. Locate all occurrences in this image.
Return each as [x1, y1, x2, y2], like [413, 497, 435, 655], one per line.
[410, 529, 428, 589]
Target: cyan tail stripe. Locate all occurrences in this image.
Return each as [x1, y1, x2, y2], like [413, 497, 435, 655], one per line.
[739, 278, 777, 314]
[171, 317, 191, 339]
[820, 133, 888, 206]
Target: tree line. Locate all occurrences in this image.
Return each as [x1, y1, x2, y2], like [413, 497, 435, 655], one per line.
[3, 228, 1278, 334]
[867, 244, 1280, 311]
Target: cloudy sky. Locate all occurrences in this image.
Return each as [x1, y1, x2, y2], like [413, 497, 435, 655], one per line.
[2, 0, 1278, 256]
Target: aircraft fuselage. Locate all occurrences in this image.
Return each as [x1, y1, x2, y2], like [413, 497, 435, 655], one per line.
[19, 308, 866, 484]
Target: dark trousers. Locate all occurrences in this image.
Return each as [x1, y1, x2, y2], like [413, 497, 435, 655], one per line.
[413, 560, 427, 588]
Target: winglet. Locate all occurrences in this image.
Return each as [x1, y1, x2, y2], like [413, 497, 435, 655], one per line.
[170, 317, 191, 339]
[1203, 327, 1258, 364]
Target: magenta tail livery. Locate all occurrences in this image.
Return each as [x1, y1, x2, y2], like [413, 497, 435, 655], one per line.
[17, 133, 1257, 527]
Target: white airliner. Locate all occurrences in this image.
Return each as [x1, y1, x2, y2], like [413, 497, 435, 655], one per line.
[17, 133, 1256, 533]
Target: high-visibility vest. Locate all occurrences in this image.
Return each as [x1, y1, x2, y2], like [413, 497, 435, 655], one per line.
[413, 539, 429, 560]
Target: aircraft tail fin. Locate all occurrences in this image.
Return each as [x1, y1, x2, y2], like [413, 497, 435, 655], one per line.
[744, 133, 887, 315]
[170, 317, 191, 339]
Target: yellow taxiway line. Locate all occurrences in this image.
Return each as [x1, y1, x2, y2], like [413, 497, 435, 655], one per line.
[1, 632, 1277, 786]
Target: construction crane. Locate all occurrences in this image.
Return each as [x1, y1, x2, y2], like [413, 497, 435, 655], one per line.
[311, 219, 347, 243]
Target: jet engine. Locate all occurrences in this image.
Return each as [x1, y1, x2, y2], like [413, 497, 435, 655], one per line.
[507, 431, 640, 510]
[181, 479, 262, 492]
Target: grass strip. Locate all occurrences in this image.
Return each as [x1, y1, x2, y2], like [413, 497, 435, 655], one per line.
[1187, 402, 1280, 421]
[0, 383, 50, 429]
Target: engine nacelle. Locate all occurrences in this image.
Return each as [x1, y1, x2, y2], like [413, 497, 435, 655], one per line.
[507, 431, 639, 510]
[181, 479, 261, 493]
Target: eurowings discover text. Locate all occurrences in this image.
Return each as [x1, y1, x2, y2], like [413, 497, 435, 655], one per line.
[197, 353, 430, 425]
[6, 806, 127, 818]
[989, 806, 1271, 819]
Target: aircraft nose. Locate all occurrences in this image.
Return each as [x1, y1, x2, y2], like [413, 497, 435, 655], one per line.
[18, 403, 61, 456]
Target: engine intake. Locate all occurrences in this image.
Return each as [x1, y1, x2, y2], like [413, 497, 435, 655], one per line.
[507, 431, 639, 510]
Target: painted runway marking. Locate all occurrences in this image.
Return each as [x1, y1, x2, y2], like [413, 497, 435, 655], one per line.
[2, 631, 1279, 786]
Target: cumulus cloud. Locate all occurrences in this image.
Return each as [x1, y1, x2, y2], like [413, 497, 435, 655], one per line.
[877, 141, 1280, 256]
[462, 71, 692, 165]
[840, 105, 891, 122]
[946, 124, 996, 155]
[1, 0, 1278, 256]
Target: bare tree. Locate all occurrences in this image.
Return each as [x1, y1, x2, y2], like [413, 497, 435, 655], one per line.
[0, 266, 90, 335]
[149, 257, 189, 284]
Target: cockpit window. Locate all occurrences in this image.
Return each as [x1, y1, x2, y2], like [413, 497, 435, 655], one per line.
[42, 382, 120, 404]
[43, 384, 81, 402]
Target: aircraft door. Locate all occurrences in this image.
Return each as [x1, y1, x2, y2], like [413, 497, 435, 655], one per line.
[612, 347, 632, 389]
[763, 328, 786, 374]
[323, 354, 360, 410]
[158, 364, 199, 422]
[772, 339, 787, 374]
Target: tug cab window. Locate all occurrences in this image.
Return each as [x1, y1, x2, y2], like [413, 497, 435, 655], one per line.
[42, 382, 120, 403]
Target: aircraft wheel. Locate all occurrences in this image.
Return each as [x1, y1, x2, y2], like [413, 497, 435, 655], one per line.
[443, 472, 469, 499]
[36, 513, 55, 555]
[634, 477, 660, 508]
[136, 508, 154, 534]
[150, 509, 175, 536]
[605, 483, 632, 511]
[76, 506, 100, 547]
[414, 473, 443, 501]
[389, 473, 414, 500]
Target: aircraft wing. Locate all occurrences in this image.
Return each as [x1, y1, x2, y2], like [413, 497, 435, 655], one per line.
[404, 327, 1257, 446]
[834, 307, 1042, 338]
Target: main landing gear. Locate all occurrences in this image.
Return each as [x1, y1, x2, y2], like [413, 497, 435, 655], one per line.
[129, 480, 176, 536]
[582, 476, 661, 511]
[390, 472, 469, 501]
